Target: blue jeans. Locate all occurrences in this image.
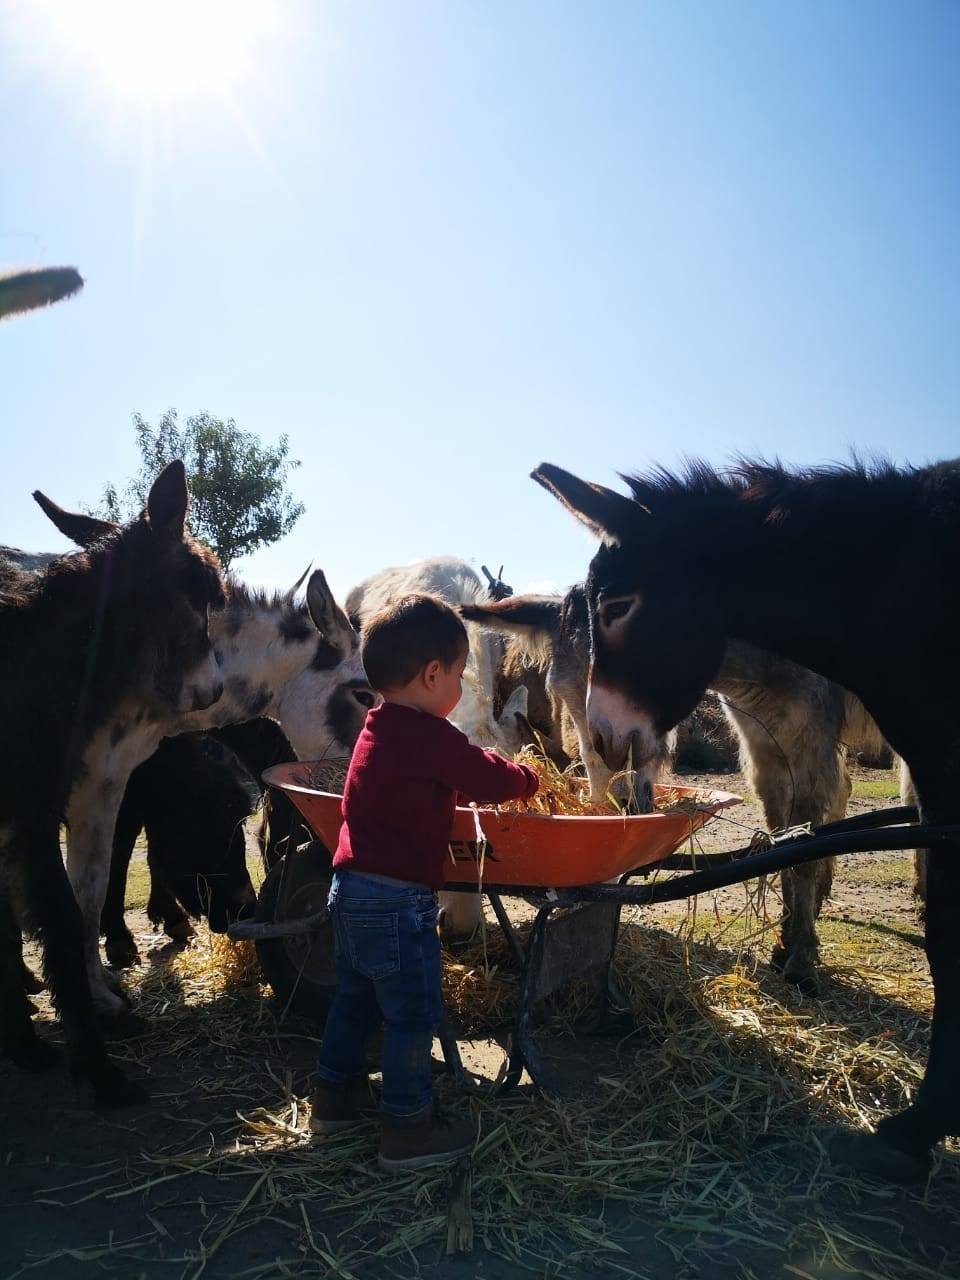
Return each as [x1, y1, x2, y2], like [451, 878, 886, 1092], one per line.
[315, 871, 442, 1117]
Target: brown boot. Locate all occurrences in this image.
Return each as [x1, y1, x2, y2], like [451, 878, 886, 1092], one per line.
[309, 1075, 377, 1135]
[378, 1102, 477, 1171]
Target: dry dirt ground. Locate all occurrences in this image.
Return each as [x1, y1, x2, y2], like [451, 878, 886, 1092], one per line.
[2, 763, 958, 1280]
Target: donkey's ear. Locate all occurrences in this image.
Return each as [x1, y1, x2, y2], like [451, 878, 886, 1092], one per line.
[0, 267, 83, 321]
[32, 491, 117, 547]
[461, 595, 562, 640]
[306, 569, 356, 657]
[146, 460, 189, 541]
[531, 464, 645, 547]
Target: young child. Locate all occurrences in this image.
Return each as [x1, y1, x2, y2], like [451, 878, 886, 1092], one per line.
[310, 593, 538, 1170]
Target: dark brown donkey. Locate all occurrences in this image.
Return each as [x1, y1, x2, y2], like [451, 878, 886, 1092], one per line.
[0, 462, 225, 1105]
[532, 457, 960, 1185]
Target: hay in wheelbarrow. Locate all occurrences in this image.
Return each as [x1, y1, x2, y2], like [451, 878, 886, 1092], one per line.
[305, 750, 711, 819]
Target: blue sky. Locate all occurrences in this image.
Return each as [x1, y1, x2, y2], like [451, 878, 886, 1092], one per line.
[3, 1, 958, 601]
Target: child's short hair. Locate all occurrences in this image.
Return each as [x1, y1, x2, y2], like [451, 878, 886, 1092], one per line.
[361, 593, 469, 691]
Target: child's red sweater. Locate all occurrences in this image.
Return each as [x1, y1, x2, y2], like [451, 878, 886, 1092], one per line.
[333, 702, 539, 889]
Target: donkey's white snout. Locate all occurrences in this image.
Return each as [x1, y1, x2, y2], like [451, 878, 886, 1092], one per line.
[587, 684, 660, 772]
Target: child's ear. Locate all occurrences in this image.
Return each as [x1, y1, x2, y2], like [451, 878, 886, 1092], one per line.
[423, 659, 441, 687]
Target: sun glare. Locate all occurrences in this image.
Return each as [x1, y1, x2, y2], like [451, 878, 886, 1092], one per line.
[31, 0, 279, 102]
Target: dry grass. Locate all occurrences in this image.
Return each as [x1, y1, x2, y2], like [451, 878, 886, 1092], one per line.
[22, 880, 956, 1280]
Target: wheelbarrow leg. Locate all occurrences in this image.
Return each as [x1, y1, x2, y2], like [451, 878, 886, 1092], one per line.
[498, 903, 557, 1094]
[487, 891, 528, 969]
[438, 1008, 467, 1086]
[498, 900, 628, 1094]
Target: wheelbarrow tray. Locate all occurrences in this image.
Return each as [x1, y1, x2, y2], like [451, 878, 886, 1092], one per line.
[261, 761, 741, 888]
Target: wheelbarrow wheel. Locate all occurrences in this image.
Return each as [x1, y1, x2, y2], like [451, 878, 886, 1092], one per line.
[255, 841, 338, 1024]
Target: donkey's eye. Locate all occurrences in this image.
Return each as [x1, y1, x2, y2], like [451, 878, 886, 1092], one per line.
[600, 597, 636, 626]
[354, 689, 376, 709]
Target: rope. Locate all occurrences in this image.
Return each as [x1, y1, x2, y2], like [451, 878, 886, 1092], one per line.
[716, 694, 799, 826]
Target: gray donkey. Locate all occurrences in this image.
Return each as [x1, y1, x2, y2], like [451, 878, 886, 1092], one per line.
[465, 587, 886, 995]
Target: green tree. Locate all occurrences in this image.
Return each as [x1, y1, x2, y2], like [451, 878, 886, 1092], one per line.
[100, 410, 305, 568]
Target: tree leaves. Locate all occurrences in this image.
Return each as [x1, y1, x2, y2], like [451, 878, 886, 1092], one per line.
[98, 410, 305, 568]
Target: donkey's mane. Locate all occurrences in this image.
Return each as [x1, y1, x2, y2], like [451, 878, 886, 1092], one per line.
[227, 577, 309, 615]
[620, 454, 954, 533]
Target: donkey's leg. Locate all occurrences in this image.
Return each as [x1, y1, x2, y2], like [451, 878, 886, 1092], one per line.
[771, 871, 796, 973]
[25, 827, 146, 1104]
[101, 805, 143, 970]
[565, 698, 614, 802]
[900, 760, 927, 920]
[768, 752, 846, 993]
[69, 724, 163, 1013]
[746, 744, 800, 978]
[778, 858, 835, 995]
[836, 838, 960, 1180]
[145, 852, 194, 943]
[0, 892, 59, 1072]
[778, 761, 845, 993]
[913, 850, 928, 919]
[65, 788, 129, 1018]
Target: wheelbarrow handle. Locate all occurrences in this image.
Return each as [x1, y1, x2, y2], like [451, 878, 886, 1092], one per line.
[562, 822, 960, 909]
[228, 905, 330, 942]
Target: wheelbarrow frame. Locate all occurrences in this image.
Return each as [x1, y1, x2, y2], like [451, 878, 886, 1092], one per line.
[230, 799, 948, 1094]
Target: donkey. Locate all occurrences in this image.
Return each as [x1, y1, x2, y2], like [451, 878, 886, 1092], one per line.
[99, 733, 258, 967]
[34, 500, 374, 1016]
[347, 557, 529, 753]
[0, 462, 226, 1104]
[100, 718, 302, 968]
[1, 547, 260, 969]
[465, 591, 885, 993]
[463, 585, 671, 808]
[717, 642, 885, 990]
[531, 456, 960, 1184]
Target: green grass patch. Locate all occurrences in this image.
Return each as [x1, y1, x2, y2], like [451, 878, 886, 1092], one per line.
[851, 773, 901, 801]
[839, 854, 914, 887]
[818, 915, 927, 981]
[125, 854, 152, 912]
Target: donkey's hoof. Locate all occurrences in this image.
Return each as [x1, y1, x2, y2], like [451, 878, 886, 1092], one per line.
[779, 949, 821, 996]
[783, 967, 821, 998]
[828, 1127, 932, 1185]
[96, 965, 128, 997]
[105, 935, 141, 969]
[93, 985, 130, 1022]
[8, 1038, 61, 1074]
[165, 919, 195, 944]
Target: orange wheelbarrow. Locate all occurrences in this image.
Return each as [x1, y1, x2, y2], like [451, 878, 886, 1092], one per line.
[231, 761, 741, 1092]
[230, 763, 944, 1093]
